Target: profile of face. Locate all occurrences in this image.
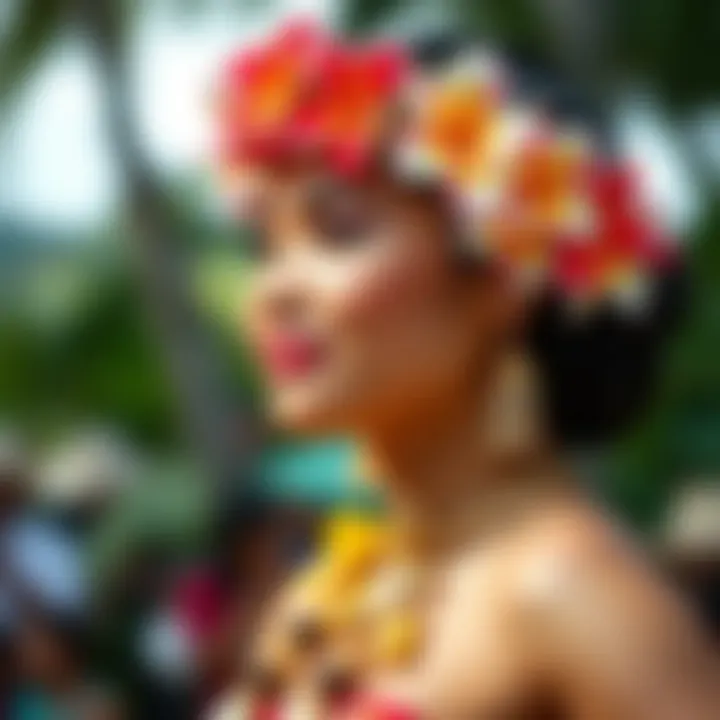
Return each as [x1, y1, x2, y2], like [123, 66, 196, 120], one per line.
[244, 167, 520, 436]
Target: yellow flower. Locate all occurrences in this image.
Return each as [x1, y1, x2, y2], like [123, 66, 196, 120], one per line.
[373, 613, 420, 667]
[322, 513, 388, 576]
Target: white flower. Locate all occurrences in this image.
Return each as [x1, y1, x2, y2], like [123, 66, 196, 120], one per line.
[449, 49, 507, 92]
[610, 271, 654, 315]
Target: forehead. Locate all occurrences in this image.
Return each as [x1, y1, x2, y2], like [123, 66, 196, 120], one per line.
[259, 162, 442, 225]
[267, 164, 389, 203]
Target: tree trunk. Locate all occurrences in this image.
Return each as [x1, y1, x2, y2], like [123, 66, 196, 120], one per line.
[77, 0, 253, 489]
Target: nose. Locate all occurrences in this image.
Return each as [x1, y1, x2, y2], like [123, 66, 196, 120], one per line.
[256, 254, 309, 326]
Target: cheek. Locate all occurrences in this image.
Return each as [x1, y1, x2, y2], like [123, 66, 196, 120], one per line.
[330, 235, 470, 391]
[335, 249, 425, 325]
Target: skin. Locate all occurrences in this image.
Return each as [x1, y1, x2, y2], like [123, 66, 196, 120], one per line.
[238, 166, 719, 719]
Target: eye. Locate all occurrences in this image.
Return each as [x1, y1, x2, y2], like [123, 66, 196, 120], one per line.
[307, 179, 379, 247]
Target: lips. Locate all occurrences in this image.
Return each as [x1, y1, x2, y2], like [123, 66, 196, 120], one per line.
[259, 333, 325, 381]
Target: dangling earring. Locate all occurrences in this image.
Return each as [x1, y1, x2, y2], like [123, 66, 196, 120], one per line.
[481, 349, 548, 467]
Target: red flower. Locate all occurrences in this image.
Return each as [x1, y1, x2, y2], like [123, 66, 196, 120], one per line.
[296, 41, 409, 175]
[553, 162, 673, 300]
[219, 20, 329, 163]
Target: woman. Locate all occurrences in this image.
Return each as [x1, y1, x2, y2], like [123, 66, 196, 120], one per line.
[211, 21, 719, 719]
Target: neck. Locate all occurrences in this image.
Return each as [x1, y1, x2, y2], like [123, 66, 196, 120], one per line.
[360, 366, 564, 557]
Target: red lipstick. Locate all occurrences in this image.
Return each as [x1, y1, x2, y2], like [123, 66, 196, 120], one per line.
[259, 333, 324, 380]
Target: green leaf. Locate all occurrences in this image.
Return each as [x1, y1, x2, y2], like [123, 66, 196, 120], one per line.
[0, 0, 67, 104]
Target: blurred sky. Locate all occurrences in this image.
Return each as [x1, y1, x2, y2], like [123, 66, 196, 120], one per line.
[0, 0, 333, 230]
[0, 0, 710, 234]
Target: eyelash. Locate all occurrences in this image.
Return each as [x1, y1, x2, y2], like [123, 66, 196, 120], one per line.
[312, 202, 377, 247]
[243, 196, 380, 262]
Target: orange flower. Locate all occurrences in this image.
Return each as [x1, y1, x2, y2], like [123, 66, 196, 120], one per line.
[505, 133, 591, 230]
[482, 209, 555, 282]
[478, 132, 591, 279]
[400, 57, 505, 184]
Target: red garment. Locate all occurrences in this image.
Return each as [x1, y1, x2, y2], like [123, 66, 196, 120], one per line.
[338, 695, 420, 720]
[229, 694, 418, 719]
[171, 567, 229, 645]
[252, 701, 281, 720]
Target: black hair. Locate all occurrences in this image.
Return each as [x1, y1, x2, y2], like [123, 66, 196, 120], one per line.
[530, 269, 686, 445]
[412, 34, 687, 446]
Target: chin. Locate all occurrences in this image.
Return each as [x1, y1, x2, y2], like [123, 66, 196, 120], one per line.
[268, 391, 355, 436]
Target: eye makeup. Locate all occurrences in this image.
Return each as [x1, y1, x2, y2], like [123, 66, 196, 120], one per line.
[304, 175, 383, 249]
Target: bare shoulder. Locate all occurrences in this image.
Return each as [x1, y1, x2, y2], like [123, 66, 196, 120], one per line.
[505, 500, 720, 716]
[442, 500, 655, 657]
[507, 500, 693, 618]
[510, 501, 645, 604]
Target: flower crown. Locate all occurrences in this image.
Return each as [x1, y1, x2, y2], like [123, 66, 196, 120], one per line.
[216, 20, 676, 311]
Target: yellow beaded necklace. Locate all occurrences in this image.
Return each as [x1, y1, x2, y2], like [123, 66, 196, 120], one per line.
[288, 512, 424, 673]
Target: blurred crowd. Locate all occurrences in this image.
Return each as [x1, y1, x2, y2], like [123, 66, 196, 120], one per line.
[0, 428, 316, 720]
[0, 425, 718, 720]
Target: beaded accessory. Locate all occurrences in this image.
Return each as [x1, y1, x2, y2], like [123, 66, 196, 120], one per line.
[216, 20, 677, 312]
[230, 513, 423, 719]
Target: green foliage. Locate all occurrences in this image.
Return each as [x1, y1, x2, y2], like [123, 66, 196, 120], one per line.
[464, 0, 547, 55]
[1, 0, 719, 526]
[343, 0, 409, 34]
[0, 239, 263, 449]
[0, 0, 67, 102]
[0, 257, 178, 446]
[616, 0, 720, 109]
[609, 196, 720, 528]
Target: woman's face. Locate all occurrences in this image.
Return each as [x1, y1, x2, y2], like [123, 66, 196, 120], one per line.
[244, 169, 511, 435]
